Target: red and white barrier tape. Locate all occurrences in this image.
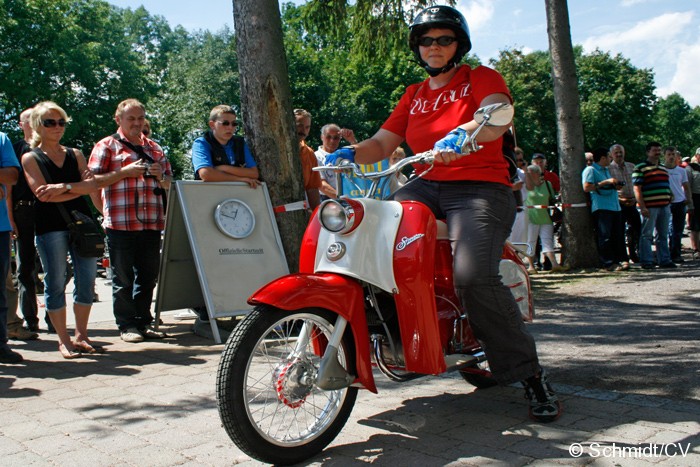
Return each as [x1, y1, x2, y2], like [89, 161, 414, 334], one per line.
[273, 200, 308, 213]
[274, 200, 587, 212]
[525, 202, 589, 209]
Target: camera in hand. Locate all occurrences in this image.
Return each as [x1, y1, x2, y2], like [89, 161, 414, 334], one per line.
[143, 161, 156, 179]
[616, 180, 626, 187]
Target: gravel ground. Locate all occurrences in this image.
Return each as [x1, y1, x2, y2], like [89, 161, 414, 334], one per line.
[528, 246, 699, 402]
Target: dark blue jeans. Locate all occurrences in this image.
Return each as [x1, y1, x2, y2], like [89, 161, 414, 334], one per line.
[106, 228, 161, 331]
[0, 231, 12, 350]
[669, 202, 686, 260]
[592, 209, 628, 267]
[395, 179, 540, 385]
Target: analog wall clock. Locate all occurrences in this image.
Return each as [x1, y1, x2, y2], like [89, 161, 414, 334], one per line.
[214, 198, 255, 239]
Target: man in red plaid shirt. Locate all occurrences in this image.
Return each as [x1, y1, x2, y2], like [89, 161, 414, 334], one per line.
[89, 99, 172, 343]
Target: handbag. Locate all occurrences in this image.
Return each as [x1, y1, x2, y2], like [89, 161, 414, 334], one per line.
[30, 149, 105, 258]
[546, 181, 563, 223]
[64, 209, 106, 258]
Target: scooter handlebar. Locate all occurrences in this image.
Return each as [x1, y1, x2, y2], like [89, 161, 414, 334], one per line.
[312, 151, 434, 181]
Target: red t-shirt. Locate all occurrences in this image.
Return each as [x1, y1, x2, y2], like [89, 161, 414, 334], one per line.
[381, 65, 512, 185]
[544, 170, 560, 192]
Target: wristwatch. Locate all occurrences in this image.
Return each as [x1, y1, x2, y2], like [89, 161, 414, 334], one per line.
[65, 184, 73, 192]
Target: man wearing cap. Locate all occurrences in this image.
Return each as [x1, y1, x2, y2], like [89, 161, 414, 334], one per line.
[608, 144, 641, 263]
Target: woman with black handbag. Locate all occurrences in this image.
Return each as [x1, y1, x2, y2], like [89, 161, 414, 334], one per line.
[21, 101, 100, 359]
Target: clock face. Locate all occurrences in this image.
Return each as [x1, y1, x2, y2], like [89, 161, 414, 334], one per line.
[214, 199, 256, 239]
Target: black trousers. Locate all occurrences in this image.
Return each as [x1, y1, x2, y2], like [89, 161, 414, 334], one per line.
[13, 203, 39, 328]
[620, 204, 641, 262]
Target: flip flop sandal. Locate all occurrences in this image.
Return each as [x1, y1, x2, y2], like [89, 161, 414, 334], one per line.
[59, 344, 83, 359]
[73, 341, 106, 354]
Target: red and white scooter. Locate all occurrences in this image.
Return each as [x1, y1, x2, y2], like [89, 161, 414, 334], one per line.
[216, 103, 532, 465]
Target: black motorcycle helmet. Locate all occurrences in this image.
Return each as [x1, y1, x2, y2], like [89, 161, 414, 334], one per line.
[409, 5, 472, 77]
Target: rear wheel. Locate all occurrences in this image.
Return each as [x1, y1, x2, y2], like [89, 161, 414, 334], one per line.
[216, 306, 357, 465]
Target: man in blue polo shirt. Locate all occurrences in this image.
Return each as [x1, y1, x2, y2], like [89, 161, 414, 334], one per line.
[187, 105, 260, 335]
[583, 147, 628, 271]
[191, 105, 260, 186]
[0, 132, 21, 363]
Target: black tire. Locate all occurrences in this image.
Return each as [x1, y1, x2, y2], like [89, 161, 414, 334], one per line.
[460, 363, 499, 389]
[216, 305, 358, 465]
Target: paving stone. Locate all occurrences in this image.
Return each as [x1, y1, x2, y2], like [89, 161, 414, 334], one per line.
[0, 448, 52, 465]
[3, 311, 699, 466]
[0, 435, 27, 455]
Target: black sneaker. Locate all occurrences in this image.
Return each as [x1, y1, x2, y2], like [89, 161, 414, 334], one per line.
[522, 370, 561, 423]
[0, 346, 24, 364]
[659, 262, 677, 269]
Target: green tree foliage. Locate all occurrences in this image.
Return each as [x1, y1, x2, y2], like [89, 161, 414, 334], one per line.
[493, 47, 658, 167]
[150, 28, 240, 179]
[281, 2, 425, 148]
[577, 49, 656, 161]
[491, 49, 556, 163]
[3, 0, 698, 182]
[303, 0, 453, 59]
[0, 0, 169, 153]
[651, 93, 700, 158]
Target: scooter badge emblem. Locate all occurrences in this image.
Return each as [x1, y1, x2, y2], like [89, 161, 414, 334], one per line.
[326, 242, 346, 261]
[396, 233, 425, 251]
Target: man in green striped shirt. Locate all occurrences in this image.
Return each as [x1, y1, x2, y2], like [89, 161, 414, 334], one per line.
[632, 141, 675, 269]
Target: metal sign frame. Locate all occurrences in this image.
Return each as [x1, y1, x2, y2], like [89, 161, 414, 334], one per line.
[156, 181, 288, 343]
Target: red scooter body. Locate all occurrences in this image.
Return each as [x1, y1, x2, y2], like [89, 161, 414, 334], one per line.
[249, 199, 533, 393]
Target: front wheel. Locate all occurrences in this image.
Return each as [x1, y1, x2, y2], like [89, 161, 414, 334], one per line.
[216, 306, 357, 465]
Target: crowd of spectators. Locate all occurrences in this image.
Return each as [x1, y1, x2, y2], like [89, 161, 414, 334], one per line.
[2, 97, 698, 363]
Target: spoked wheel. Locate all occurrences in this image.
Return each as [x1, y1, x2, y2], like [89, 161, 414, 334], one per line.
[216, 306, 357, 465]
[460, 361, 499, 389]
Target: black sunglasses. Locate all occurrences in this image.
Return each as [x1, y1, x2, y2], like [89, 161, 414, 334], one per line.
[42, 119, 67, 128]
[217, 120, 238, 127]
[418, 36, 457, 47]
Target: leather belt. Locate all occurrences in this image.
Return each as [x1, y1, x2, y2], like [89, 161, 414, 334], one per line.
[14, 200, 35, 207]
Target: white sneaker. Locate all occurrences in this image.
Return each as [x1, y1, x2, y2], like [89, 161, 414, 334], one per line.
[174, 309, 198, 321]
[121, 328, 144, 343]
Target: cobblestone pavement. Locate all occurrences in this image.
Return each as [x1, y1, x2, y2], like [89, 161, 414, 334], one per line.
[1, 268, 699, 466]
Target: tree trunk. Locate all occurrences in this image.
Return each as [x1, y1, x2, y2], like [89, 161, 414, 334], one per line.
[232, 0, 307, 272]
[544, 0, 597, 268]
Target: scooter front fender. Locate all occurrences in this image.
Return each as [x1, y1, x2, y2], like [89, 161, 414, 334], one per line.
[248, 273, 377, 393]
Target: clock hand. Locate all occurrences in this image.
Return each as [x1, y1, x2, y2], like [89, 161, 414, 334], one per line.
[220, 213, 238, 220]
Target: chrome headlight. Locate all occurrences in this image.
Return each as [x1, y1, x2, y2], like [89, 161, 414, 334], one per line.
[319, 199, 363, 235]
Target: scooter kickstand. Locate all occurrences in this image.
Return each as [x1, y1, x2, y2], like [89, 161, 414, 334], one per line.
[316, 316, 355, 390]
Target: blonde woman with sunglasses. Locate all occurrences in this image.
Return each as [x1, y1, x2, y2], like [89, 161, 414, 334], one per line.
[21, 101, 100, 359]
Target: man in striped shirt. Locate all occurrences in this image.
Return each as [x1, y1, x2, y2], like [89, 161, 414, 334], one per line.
[632, 141, 675, 269]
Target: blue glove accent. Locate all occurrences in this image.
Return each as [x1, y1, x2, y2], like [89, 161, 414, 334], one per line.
[433, 127, 469, 153]
[324, 146, 356, 166]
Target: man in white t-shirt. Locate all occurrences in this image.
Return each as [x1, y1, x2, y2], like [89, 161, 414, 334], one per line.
[315, 124, 357, 200]
[664, 146, 692, 263]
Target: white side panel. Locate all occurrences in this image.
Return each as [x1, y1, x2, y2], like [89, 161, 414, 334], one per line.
[315, 199, 402, 293]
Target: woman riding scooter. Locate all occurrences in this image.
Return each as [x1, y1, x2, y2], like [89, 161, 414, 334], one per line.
[325, 5, 560, 422]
